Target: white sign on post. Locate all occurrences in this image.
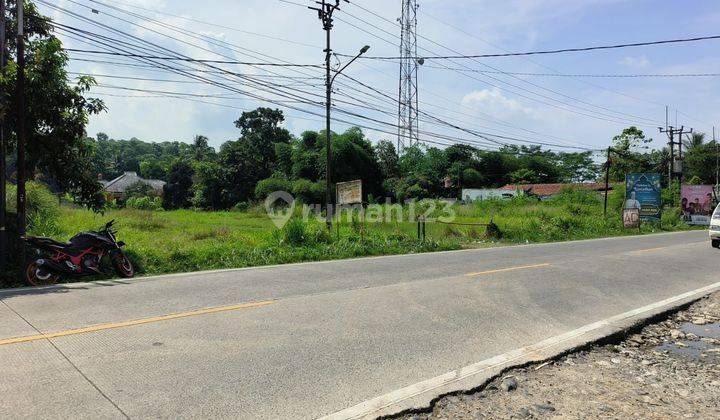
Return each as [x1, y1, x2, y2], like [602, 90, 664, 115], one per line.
[336, 180, 363, 206]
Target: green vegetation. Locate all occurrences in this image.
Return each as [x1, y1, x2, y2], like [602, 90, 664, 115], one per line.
[0, 184, 697, 288]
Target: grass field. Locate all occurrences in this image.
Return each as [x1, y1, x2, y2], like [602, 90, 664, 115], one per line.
[2, 186, 696, 288]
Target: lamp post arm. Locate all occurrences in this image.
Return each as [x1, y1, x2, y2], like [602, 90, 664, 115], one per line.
[330, 53, 361, 87]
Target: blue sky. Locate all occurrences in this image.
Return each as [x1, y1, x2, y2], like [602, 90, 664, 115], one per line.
[42, 0, 720, 154]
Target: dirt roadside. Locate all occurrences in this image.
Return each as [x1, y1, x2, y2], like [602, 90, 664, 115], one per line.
[394, 292, 720, 419]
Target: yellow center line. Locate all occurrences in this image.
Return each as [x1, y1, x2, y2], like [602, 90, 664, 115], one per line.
[0, 300, 276, 347]
[632, 246, 669, 254]
[465, 263, 552, 277]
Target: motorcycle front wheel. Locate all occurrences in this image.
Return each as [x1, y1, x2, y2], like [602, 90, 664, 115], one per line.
[25, 261, 60, 287]
[111, 251, 135, 278]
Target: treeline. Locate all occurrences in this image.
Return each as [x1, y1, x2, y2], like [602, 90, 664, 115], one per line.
[86, 108, 718, 211]
[87, 108, 606, 210]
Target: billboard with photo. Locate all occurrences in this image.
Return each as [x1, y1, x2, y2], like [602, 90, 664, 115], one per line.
[681, 185, 715, 225]
[625, 173, 662, 221]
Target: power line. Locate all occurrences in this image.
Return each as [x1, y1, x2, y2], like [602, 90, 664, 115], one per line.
[66, 0, 602, 150]
[342, 34, 720, 60]
[48, 0, 599, 153]
[88, 0, 322, 49]
[420, 66, 720, 78]
[64, 48, 322, 67]
[335, 4, 662, 127]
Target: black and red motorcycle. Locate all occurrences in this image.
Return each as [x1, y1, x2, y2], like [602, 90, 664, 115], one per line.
[22, 220, 135, 286]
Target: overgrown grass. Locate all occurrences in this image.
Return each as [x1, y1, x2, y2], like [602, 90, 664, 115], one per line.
[2, 187, 699, 288]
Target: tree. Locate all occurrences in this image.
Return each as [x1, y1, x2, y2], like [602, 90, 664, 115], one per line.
[191, 161, 224, 209]
[218, 139, 263, 207]
[375, 140, 399, 179]
[163, 160, 194, 209]
[557, 152, 599, 182]
[609, 127, 654, 182]
[191, 135, 216, 161]
[2, 2, 107, 210]
[124, 181, 154, 199]
[233, 107, 292, 177]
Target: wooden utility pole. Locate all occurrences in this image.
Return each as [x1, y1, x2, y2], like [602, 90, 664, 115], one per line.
[603, 147, 611, 216]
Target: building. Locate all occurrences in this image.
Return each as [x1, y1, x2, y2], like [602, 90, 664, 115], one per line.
[100, 171, 166, 201]
[500, 183, 612, 200]
[461, 188, 519, 202]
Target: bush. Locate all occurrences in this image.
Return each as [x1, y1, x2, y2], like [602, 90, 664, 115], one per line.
[661, 208, 683, 230]
[126, 196, 163, 211]
[292, 179, 323, 204]
[6, 181, 61, 236]
[255, 177, 291, 200]
[282, 218, 307, 246]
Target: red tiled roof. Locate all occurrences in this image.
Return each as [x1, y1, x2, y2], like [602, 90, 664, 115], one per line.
[500, 183, 612, 196]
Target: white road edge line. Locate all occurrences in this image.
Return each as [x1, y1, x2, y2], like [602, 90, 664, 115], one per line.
[321, 280, 720, 420]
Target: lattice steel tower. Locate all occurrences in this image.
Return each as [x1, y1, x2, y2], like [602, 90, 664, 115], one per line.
[397, 0, 420, 152]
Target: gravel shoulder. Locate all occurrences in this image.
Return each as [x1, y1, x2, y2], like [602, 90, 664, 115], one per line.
[395, 292, 720, 419]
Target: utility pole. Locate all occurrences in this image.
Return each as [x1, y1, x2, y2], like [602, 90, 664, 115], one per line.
[0, 0, 7, 267]
[604, 147, 612, 217]
[660, 126, 677, 187]
[309, 0, 343, 231]
[676, 126, 692, 189]
[310, 1, 370, 230]
[714, 126, 718, 190]
[659, 125, 692, 205]
[16, 0, 25, 276]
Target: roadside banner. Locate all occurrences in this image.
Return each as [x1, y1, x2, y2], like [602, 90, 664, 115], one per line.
[336, 180, 362, 205]
[681, 185, 714, 225]
[625, 173, 662, 221]
[623, 208, 641, 229]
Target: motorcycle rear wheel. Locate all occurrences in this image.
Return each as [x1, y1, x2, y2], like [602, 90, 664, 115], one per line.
[112, 251, 135, 278]
[25, 262, 60, 287]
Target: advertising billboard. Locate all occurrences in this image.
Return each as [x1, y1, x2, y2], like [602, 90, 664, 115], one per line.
[625, 173, 662, 221]
[681, 185, 715, 225]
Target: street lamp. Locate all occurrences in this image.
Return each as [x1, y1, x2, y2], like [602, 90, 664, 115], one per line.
[325, 45, 370, 230]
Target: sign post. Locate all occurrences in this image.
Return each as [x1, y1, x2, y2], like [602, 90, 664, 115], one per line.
[335, 180, 363, 239]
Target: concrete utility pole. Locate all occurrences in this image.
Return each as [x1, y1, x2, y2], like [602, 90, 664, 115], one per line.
[0, 0, 7, 267]
[309, 0, 343, 231]
[310, 0, 368, 230]
[659, 125, 692, 206]
[16, 0, 25, 276]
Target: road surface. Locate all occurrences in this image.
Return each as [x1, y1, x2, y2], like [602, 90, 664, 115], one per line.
[0, 231, 717, 419]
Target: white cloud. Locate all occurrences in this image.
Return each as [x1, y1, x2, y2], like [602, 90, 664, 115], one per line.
[619, 55, 650, 68]
[461, 88, 537, 119]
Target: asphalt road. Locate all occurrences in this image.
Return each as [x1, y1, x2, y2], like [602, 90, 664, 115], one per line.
[0, 231, 717, 419]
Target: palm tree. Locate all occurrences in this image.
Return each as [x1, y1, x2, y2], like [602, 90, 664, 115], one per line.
[683, 132, 705, 151]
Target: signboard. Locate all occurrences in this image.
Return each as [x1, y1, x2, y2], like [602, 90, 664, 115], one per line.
[623, 208, 641, 229]
[336, 180, 362, 205]
[681, 185, 715, 226]
[625, 173, 662, 221]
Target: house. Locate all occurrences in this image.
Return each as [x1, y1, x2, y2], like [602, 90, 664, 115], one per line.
[500, 183, 612, 200]
[100, 171, 166, 201]
[462, 188, 519, 202]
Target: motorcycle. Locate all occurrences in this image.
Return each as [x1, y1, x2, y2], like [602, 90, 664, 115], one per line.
[22, 220, 135, 286]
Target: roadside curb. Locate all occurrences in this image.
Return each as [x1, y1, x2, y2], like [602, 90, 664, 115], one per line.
[321, 280, 720, 420]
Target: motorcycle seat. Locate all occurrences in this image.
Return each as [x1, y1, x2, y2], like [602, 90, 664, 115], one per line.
[26, 236, 70, 249]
